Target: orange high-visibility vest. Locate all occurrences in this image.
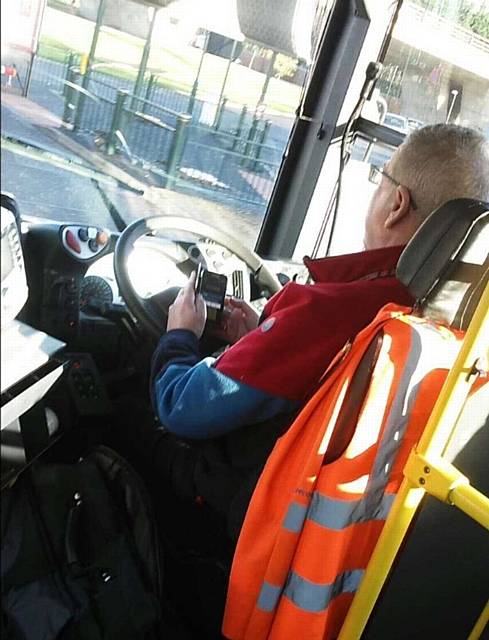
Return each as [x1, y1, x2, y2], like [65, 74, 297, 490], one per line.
[223, 304, 465, 640]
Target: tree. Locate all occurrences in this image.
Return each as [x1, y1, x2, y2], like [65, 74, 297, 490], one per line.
[273, 53, 298, 81]
[411, 0, 489, 38]
[458, 2, 489, 38]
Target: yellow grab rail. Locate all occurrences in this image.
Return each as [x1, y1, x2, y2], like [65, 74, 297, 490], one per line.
[338, 282, 489, 640]
[468, 600, 489, 640]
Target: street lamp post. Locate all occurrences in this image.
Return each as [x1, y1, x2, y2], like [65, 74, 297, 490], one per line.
[187, 31, 209, 115]
[256, 50, 277, 111]
[213, 39, 239, 128]
[131, 6, 158, 110]
[74, 0, 107, 130]
[446, 88, 459, 123]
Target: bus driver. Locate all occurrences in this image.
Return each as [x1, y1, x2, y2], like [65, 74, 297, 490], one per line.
[143, 124, 489, 541]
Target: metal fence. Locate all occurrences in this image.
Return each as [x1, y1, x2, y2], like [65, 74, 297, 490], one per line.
[143, 75, 192, 116]
[74, 75, 118, 132]
[26, 45, 287, 215]
[111, 92, 187, 181]
[27, 49, 79, 118]
[179, 135, 281, 208]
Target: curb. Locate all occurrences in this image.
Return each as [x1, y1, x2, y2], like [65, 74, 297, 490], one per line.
[42, 124, 149, 195]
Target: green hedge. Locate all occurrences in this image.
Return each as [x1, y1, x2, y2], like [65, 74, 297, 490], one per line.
[412, 0, 489, 39]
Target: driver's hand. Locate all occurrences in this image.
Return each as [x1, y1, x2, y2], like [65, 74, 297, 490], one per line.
[167, 272, 207, 339]
[212, 297, 260, 344]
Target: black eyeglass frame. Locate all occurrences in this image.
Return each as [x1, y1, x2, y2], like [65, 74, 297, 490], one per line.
[369, 164, 418, 210]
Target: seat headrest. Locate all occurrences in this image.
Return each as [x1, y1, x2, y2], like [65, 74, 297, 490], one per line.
[397, 198, 489, 330]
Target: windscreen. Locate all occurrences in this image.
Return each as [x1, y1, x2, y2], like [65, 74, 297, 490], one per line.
[302, 0, 489, 258]
[1, 0, 334, 248]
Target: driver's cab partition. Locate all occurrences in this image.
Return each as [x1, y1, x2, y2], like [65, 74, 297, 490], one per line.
[223, 199, 488, 640]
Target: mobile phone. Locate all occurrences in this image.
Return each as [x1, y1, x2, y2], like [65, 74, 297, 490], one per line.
[194, 265, 228, 323]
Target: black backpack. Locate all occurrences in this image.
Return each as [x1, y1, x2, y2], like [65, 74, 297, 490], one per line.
[1, 446, 168, 640]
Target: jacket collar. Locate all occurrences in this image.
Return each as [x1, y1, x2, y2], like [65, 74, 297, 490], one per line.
[303, 245, 405, 284]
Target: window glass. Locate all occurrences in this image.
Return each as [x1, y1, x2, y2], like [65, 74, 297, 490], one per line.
[1, 0, 333, 246]
[308, 0, 489, 258]
[379, 0, 489, 133]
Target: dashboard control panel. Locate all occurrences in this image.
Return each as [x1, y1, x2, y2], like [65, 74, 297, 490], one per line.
[41, 273, 80, 341]
[62, 225, 109, 260]
[66, 353, 112, 415]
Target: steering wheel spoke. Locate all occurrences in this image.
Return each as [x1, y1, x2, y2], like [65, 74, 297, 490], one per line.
[114, 216, 282, 340]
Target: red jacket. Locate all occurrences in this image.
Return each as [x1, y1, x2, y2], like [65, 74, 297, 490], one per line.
[150, 245, 416, 542]
[217, 245, 414, 400]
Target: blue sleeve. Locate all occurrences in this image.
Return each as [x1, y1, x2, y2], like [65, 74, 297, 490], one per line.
[150, 330, 298, 440]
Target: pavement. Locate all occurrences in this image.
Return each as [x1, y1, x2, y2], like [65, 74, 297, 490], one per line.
[2, 91, 74, 156]
[1, 90, 263, 245]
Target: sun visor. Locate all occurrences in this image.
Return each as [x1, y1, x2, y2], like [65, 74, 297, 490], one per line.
[236, 0, 321, 60]
[88, 0, 325, 61]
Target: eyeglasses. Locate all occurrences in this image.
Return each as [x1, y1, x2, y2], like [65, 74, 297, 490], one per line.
[368, 164, 418, 210]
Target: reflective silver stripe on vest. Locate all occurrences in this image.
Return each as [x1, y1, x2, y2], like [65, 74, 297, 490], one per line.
[363, 322, 457, 514]
[257, 581, 282, 612]
[283, 569, 365, 613]
[283, 492, 396, 533]
[283, 501, 308, 532]
[362, 322, 422, 514]
[308, 492, 396, 530]
[281, 324, 422, 539]
[257, 322, 457, 617]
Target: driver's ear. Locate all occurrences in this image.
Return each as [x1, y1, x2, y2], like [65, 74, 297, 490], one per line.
[384, 185, 412, 229]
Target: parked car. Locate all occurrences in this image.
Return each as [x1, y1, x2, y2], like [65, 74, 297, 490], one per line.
[408, 117, 424, 131]
[383, 112, 409, 134]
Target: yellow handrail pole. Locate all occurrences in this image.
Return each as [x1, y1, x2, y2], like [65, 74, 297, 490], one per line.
[415, 291, 489, 461]
[338, 283, 489, 640]
[336, 482, 424, 640]
[402, 452, 489, 532]
[450, 482, 489, 531]
[467, 600, 489, 640]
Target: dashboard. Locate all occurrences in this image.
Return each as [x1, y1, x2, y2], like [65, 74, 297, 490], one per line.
[81, 235, 253, 312]
[19, 217, 310, 356]
[2, 205, 312, 470]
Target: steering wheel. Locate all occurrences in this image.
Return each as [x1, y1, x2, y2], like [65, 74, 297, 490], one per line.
[114, 216, 282, 340]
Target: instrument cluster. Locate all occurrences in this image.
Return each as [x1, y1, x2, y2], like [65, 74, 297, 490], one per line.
[80, 237, 251, 313]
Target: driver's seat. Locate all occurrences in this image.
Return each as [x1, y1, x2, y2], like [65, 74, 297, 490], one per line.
[222, 198, 489, 640]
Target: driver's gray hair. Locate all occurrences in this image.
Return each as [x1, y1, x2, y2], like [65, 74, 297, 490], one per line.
[391, 124, 489, 219]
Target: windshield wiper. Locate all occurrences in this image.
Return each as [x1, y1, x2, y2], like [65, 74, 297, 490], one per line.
[1, 134, 144, 197]
[91, 179, 128, 233]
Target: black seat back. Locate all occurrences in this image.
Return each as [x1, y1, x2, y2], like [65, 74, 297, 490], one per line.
[396, 198, 488, 330]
